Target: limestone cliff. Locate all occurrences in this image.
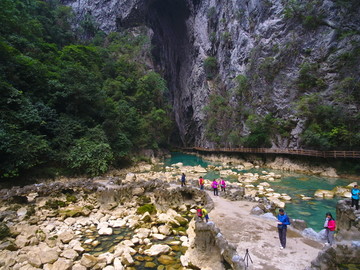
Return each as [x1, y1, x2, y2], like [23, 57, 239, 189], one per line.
[61, 0, 360, 148]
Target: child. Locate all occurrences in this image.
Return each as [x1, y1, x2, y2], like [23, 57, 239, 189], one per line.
[199, 176, 204, 190]
[197, 204, 209, 222]
[202, 206, 209, 222]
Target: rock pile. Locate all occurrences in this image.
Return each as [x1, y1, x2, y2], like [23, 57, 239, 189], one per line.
[0, 179, 214, 269]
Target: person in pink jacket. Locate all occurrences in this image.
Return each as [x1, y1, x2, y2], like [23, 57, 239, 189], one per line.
[220, 178, 226, 192]
[324, 212, 336, 246]
[211, 179, 219, 196]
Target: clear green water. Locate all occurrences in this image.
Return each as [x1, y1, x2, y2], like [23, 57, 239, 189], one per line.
[164, 153, 355, 232]
[81, 226, 186, 269]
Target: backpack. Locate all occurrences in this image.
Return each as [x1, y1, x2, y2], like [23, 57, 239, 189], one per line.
[197, 208, 203, 217]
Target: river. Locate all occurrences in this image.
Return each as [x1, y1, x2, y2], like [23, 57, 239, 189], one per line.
[164, 152, 356, 231]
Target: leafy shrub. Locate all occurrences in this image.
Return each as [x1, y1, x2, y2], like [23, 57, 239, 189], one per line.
[203, 57, 218, 80]
[241, 114, 273, 148]
[297, 62, 324, 90]
[283, 0, 323, 29]
[235, 75, 249, 97]
[65, 127, 114, 176]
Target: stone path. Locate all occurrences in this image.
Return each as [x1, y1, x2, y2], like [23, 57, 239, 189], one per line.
[206, 191, 324, 270]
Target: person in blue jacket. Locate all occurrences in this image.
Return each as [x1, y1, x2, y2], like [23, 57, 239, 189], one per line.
[277, 208, 291, 250]
[181, 173, 186, 187]
[351, 184, 359, 210]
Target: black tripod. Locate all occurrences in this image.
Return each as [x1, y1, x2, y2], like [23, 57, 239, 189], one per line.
[243, 249, 253, 268]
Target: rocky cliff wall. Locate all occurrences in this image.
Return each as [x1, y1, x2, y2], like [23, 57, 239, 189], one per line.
[62, 0, 360, 148]
[336, 199, 360, 241]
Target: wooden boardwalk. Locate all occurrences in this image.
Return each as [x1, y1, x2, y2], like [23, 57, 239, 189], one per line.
[181, 147, 360, 159]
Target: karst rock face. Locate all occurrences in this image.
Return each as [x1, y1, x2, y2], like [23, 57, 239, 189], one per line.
[62, 0, 360, 148]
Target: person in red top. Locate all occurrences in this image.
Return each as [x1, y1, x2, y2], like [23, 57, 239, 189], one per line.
[199, 176, 204, 190]
[324, 212, 336, 246]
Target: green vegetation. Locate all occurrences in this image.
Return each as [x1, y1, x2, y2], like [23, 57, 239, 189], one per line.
[258, 57, 283, 83]
[207, 7, 216, 20]
[241, 114, 273, 148]
[0, 0, 172, 179]
[283, 0, 324, 30]
[0, 222, 11, 240]
[203, 57, 218, 80]
[295, 94, 360, 150]
[136, 203, 156, 215]
[66, 194, 77, 203]
[45, 199, 67, 209]
[297, 62, 326, 91]
[204, 94, 233, 146]
[221, 32, 232, 44]
[235, 75, 250, 98]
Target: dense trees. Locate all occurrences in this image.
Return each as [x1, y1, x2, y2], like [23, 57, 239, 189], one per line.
[0, 0, 172, 179]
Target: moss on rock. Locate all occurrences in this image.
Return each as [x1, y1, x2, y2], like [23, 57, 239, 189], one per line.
[136, 203, 156, 215]
[0, 222, 10, 240]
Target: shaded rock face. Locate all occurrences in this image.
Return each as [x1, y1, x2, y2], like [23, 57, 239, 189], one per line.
[308, 244, 360, 270]
[97, 181, 213, 212]
[186, 221, 245, 270]
[336, 199, 360, 240]
[62, 0, 360, 147]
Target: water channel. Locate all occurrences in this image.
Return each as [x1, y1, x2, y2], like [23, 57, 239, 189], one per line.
[164, 152, 356, 232]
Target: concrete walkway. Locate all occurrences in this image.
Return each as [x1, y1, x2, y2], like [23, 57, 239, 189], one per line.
[206, 191, 324, 270]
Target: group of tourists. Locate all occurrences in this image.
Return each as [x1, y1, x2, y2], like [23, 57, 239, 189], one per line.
[183, 173, 359, 250]
[276, 208, 337, 250]
[209, 178, 226, 196]
[180, 174, 227, 196]
[196, 176, 227, 195]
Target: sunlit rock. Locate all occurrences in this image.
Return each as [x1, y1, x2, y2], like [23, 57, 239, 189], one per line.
[144, 244, 171, 256]
[314, 189, 335, 199]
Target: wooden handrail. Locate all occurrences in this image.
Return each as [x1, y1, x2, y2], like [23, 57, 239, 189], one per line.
[180, 147, 360, 159]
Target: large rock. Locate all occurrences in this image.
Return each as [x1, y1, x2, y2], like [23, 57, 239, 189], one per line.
[26, 243, 59, 266]
[57, 231, 75, 244]
[51, 258, 73, 270]
[80, 253, 98, 268]
[336, 200, 360, 240]
[309, 245, 360, 269]
[0, 250, 17, 268]
[113, 257, 124, 270]
[61, 249, 79, 260]
[143, 244, 171, 256]
[314, 189, 335, 199]
[250, 206, 264, 216]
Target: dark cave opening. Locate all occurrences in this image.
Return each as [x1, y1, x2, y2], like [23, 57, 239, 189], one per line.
[145, 0, 194, 146]
[116, 0, 195, 147]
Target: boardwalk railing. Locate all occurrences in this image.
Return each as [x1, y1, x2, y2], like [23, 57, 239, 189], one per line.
[180, 147, 360, 159]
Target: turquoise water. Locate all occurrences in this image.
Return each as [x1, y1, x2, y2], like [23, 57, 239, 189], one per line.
[164, 153, 355, 231]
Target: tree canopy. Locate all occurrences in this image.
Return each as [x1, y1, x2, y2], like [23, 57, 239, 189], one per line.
[0, 0, 173, 179]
